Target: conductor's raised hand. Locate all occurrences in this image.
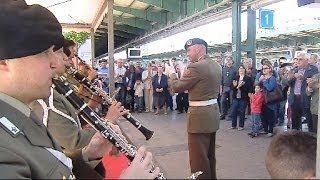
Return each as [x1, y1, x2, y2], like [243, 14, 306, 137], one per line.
[166, 65, 176, 75]
[119, 146, 160, 179]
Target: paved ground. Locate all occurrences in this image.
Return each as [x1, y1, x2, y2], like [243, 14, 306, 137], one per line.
[118, 110, 275, 179]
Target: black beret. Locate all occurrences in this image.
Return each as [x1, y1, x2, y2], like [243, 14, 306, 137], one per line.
[64, 39, 76, 48]
[184, 38, 208, 52]
[0, 0, 64, 60]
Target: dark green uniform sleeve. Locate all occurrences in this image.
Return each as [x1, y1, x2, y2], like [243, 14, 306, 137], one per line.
[0, 146, 31, 178]
[48, 92, 96, 150]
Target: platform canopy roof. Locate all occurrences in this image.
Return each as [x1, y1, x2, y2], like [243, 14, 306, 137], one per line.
[26, 0, 281, 57]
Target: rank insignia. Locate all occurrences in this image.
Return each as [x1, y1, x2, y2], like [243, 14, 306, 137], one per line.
[0, 116, 20, 137]
[186, 40, 192, 45]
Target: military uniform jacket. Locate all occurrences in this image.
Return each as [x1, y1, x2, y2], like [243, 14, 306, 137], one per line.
[0, 93, 75, 179]
[29, 88, 96, 151]
[170, 57, 222, 133]
[0, 93, 103, 179]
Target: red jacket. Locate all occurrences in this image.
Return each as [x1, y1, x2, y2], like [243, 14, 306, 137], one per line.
[250, 92, 265, 113]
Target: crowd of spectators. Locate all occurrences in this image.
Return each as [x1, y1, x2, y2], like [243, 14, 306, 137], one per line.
[218, 52, 319, 137]
[95, 58, 189, 115]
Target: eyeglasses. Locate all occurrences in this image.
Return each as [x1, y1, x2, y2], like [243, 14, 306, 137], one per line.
[262, 67, 270, 70]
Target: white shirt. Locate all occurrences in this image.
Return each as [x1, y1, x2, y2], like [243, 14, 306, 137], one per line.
[114, 66, 126, 83]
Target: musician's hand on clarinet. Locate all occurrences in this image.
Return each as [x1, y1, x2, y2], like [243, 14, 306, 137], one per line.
[108, 122, 127, 156]
[119, 146, 160, 179]
[83, 123, 125, 160]
[87, 68, 97, 81]
[87, 94, 103, 109]
[104, 101, 127, 123]
[83, 131, 113, 160]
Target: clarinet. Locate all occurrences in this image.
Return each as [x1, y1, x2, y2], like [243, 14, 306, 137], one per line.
[66, 66, 155, 141]
[52, 78, 202, 180]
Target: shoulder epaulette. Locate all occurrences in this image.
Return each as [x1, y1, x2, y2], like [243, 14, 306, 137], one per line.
[0, 116, 20, 137]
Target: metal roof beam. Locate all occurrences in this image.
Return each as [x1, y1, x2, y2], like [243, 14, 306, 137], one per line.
[208, 46, 229, 53]
[95, 35, 128, 42]
[137, 0, 180, 13]
[301, 31, 320, 40]
[95, 34, 128, 42]
[61, 23, 91, 32]
[96, 28, 136, 39]
[92, 0, 108, 32]
[279, 34, 302, 42]
[113, 16, 152, 30]
[113, 5, 162, 23]
[99, 23, 146, 35]
[259, 37, 287, 46]
[207, 0, 224, 7]
[95, 35, 130, 43]
[304, 36, 320, 45]
[256, 40, 274, 49]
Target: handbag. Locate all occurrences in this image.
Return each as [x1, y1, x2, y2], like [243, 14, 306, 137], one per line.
[263, 83, 284, 104]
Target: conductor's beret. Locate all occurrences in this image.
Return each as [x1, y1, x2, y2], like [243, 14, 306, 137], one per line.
[184, 38, 208, 52]
[0, 0, 64, 60]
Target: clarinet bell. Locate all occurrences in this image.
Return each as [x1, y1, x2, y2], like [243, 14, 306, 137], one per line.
[140, 126, 155, 141]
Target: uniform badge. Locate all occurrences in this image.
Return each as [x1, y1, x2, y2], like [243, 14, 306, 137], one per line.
[0, 116, 20, 137]
[186, 40, 192, 46]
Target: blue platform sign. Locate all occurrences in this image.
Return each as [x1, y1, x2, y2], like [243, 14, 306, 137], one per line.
[259, 9, 274, 29]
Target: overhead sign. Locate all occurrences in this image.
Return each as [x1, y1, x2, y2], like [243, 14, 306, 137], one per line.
[259, 9, 274, 29]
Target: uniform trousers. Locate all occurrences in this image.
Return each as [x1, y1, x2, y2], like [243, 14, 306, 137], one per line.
[176, 92, 188, 113]
[188, 132, 216, 179]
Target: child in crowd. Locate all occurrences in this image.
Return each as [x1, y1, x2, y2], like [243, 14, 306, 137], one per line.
[134, 77, 144, 113]
[265, 131, 316, 179]
[248, 84, 264, 137]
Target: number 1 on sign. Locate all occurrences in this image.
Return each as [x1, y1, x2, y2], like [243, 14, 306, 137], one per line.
[265, 14, 269, 25]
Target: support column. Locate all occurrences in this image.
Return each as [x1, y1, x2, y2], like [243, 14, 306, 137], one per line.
[90, 28, 95, 67]
[108, 0, 115, 95]
[247, 7, 256, 68]
[317, 82, 320, 179]
[232, 0, 241, 67]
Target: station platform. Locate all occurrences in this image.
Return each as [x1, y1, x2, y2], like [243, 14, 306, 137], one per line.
[115, 111, 273, 179]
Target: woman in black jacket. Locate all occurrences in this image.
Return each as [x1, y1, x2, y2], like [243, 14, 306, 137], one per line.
[228, 65, 253, 130]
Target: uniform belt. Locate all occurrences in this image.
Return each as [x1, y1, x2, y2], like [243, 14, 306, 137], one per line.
[189, 99, 217, 106]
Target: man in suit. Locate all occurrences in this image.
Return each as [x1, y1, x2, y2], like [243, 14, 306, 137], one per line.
[152, 65, 169, 115]
[168, 38, 222, 179]
[288, 52, 319, 131]
[0, 1, 159, 179]
[220, 56, 237, 120]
